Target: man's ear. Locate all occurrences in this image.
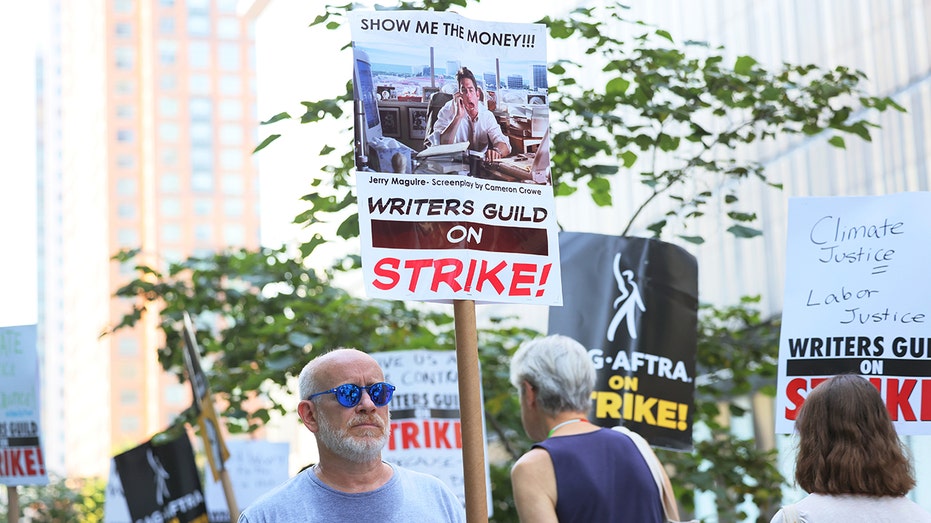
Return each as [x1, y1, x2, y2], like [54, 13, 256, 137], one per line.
[298, 400, 319, 432]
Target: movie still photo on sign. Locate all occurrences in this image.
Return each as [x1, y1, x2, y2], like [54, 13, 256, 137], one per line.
[770, 374, 931, 523]
[237, 348, 465, 523]
[509, 335, 686, 523]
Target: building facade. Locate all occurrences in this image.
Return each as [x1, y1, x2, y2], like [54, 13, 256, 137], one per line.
[38, 0, 260, 478]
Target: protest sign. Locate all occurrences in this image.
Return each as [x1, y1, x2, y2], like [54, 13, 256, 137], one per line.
[204, 440, 288, 522]
[0, 324, 47, 486]
[775, 192, 931, 434]
[181, 313, 230, 482]
[548, 233, 698, 450]
[349, 11, 561, 305]
[104, 459, 131, 523]
[372, 349, 488, 508]
[113, 433, 208, 523]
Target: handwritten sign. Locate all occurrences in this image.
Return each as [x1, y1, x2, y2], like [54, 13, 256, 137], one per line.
[0, 323, 47, 485]
[775, 193, 931, 434]
[372, 350, 487, 509]
[204, 440, 289, 522]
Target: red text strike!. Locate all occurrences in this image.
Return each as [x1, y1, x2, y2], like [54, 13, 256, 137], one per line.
[0, 447, 45, 477]
[372, 257, 552, 297]
[388, 420, 463, 450]
[784, 377, 931, 422]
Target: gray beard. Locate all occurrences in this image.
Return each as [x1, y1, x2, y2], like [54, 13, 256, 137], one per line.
[316, 411, 391, 463]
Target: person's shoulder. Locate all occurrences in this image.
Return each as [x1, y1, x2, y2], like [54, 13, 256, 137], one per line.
[512, 446, 552, 475]
[391, 463, 451, 488]
[239, 470, 310, 517]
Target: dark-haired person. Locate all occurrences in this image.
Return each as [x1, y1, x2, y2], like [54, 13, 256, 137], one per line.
[509, 334, 668, 522]
[770, 374, 931, 522]
[239, 348, 465, 523]
[426, 66, 510, 162]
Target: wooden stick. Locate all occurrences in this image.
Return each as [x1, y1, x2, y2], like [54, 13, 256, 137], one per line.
[6, 486, 18, 523]
[453, 299, 487, 523]
[220, 467, 239, 522]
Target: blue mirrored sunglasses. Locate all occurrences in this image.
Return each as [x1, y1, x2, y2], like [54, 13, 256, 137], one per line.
[307, 382, 396, 408]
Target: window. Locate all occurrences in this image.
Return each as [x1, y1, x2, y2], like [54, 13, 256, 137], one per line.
[115, 80, 134, 96]
[223, 198, 243, 217]
[222, 174, 244, 195]
[165, 383, 187, 404]
[159, 123, 180, 141]
[115, 23, 132, 38]
[160, 172, 180, 193]
[193, 198, 212, 216]
[158, 40, 178, 66]
[190, 97, 212, 120]
[160, 148, 178, 166]
[219, 124, 242, 145]
[217, 18, 240, 39]
[116, 178, 137, 196]
[220, 149, 242, 169]
[195, 224, 213, 242]
[116, 129, 134, 143]
[117, 203, 135, 219]
[158, 17, 175, 34]
[117, 338, 139, 356]
[189, 41, 210, 69]
[192, 172, 213, 192]
[218, 43, 240, 71]
[114, 0, 133, 13]
[116, 105, 134, 119]
[219, 100, 242, 120]
[189, 74, 210, 94]
[120, 416, 140, 432]
[217, 0, 238, 13]
[191, 123, 212, 145]
[116, 154, 135, 169]
[161, 224, 182, 243]
[158, 97, 179, 117]
[219, 75, 241, 95]
[188, 14, 210, 37]
[160, 198, 181, 217]
[117, 228, 139, 247]
[191, 147, 213, 170]
[120, 390, 139, 405]
[159, 74, 178, 90]
[115, 47, 134, 70]
[223, 224, 245, 245]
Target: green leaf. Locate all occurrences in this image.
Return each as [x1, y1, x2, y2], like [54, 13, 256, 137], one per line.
[606, 77, 630, 96]
[253, 134, 281, 153]
[678, 235, 705, 245]
[260, 112, 291, 125]
[727, 224, 763, 238]
[734, 55, 757, 75]
[621, 150, 638, 168]
[828, 135, 846, 149]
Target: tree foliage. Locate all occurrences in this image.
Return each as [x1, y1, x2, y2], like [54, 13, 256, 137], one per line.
[101, 1, 903, 522]
[0, 476, 106, 523]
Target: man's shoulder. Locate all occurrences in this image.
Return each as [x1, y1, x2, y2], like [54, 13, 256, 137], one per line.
[239, 470, 310, 519]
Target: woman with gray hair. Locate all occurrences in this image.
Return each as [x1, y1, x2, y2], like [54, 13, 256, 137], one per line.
[509, 334, 665, 522]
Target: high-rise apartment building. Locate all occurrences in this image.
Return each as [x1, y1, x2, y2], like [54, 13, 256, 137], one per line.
[39, 0, 259, 478]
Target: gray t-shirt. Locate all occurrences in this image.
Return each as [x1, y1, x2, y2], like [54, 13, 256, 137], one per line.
[770, 493, 931, 522]
[238, 462, 466, 522]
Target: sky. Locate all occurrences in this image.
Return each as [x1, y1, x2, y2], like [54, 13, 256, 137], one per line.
[0, 4, 39, 327]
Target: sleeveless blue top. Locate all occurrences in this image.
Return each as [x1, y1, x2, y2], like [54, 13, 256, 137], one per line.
[533, 428, 664, 523]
